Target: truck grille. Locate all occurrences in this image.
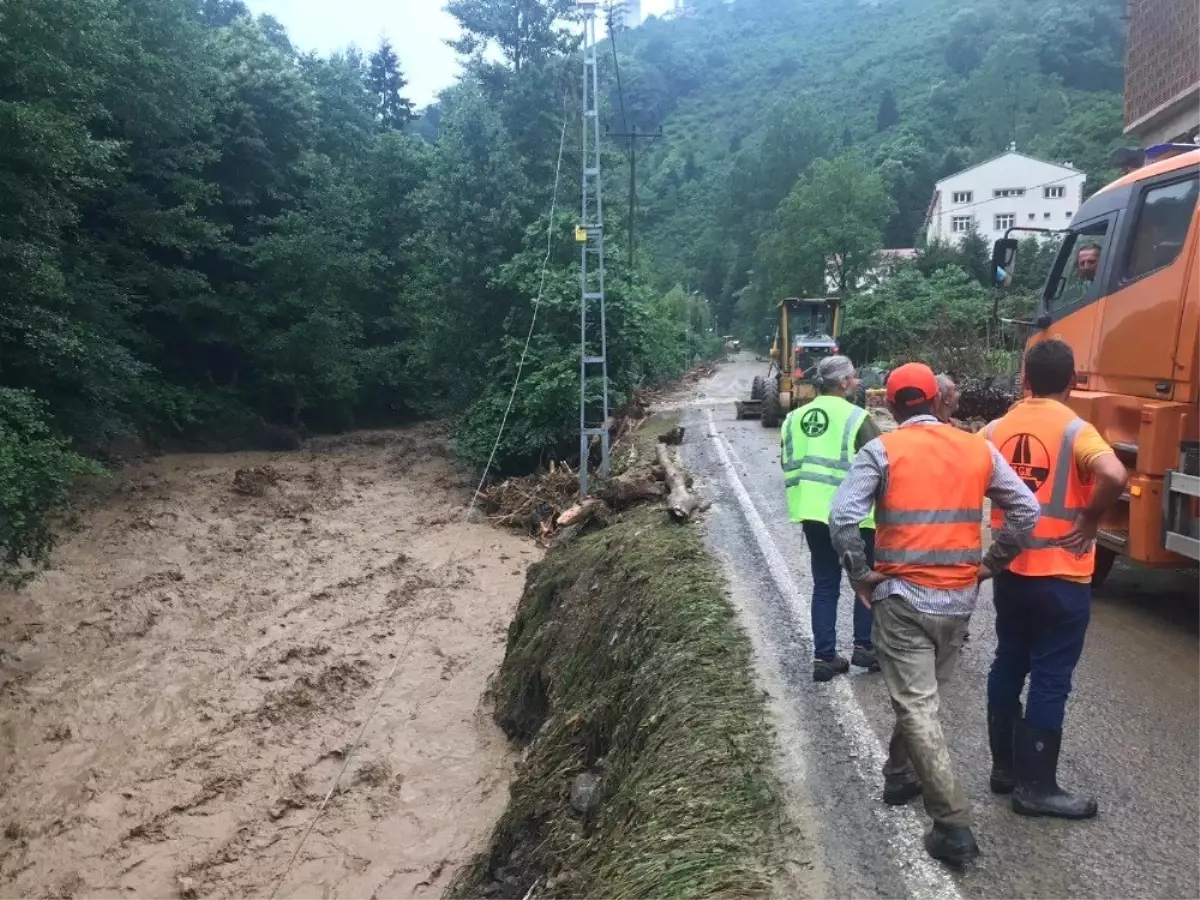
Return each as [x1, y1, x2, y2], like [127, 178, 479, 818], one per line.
[1182, 444, 1199, 477]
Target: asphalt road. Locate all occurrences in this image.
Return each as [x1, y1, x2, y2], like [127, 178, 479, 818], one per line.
[675, 356, 1200, 900]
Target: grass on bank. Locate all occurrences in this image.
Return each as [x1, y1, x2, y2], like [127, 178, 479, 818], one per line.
[447, 501, 786, 899]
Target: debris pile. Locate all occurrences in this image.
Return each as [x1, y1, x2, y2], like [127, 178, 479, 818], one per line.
[956, 376, 1020, 422]
[865, 388, 887, 409]
[476, 362, 718, 541]
[477, 434, 700, 541]
[231, 465, 280, 496]
[476, 463, 581, 537]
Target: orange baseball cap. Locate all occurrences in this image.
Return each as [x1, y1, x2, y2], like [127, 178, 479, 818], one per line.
[886, 362, 939, 407]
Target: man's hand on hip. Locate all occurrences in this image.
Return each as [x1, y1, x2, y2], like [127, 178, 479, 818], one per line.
[1053, 512, 1100, 557]
[850, 570, 886, 610]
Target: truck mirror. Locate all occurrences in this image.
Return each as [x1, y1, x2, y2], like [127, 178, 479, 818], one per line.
[991, 237, 1018, 289]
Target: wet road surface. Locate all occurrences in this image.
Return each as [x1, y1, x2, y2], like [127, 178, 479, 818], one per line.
[675, 357, 1200, 900]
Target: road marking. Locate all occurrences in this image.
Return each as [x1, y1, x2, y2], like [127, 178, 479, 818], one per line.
[704, 409, 965, 900]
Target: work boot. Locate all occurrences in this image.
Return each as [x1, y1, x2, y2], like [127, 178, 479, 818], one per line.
[987, 706, 1019, 794]
[882, 775, 922, 806]
[851, 644, 881, 672]
[1012, 720, 1098, 819]
[812, 656, 850, 682]
[924, 822, 980, 866]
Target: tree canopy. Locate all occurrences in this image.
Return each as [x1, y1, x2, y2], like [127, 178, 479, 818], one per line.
[0, 0, 712, 581]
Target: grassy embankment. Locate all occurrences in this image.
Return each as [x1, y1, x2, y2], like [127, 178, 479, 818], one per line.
[449, 423, 789, 899]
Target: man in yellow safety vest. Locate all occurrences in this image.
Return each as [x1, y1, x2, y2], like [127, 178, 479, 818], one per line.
[780, 355, 881, 682]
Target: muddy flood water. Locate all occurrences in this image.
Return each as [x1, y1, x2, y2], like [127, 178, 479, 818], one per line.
[0, 426, 539, 899]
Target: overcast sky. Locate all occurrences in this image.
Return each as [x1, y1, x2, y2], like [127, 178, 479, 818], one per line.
[244, 0, 673, 106]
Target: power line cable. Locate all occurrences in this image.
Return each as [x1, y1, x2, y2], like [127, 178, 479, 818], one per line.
[268, 98, 573, 900]
[606, 1, 630, 133]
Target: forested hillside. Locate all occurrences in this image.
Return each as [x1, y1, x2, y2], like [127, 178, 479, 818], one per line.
[0, 0, 1128, 580]
[0, 0, 715, 578]
[611, 0, 1127, 335]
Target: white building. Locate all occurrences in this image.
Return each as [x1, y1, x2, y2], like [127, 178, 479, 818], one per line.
[923, 149, 1086, 246]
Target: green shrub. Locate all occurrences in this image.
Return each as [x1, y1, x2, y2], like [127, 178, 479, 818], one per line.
[0, 389, 104, 585]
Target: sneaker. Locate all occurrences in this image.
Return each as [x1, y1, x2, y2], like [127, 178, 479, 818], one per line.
[882, 776, 923, 806]
[812, 656, 850, 682]
[851, 645, 881, 672]
[924, 822, 980, 867]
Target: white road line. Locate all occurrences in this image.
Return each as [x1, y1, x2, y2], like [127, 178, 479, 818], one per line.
[704, 409, 964, 900]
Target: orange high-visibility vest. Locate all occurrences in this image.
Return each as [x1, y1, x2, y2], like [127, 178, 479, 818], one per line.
[986, 401, 1093, 578]
[875, 424, 994, 591]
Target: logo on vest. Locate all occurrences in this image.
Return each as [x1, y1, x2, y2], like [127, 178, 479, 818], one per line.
[1000, 432, 1050, 493]
[799, 407, 830, 437]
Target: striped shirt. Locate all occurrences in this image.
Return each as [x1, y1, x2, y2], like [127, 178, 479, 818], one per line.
[828, 415, 1040, 617]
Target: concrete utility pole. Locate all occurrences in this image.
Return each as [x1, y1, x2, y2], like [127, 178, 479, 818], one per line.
[577, 0, 610, 495]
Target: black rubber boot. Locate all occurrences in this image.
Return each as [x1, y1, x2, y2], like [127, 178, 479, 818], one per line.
[987, 706, 1018, 794]
[1012, 720, 1098, 819]
[812, 656, 850, 683]
[851, 644, 881, 672]
[882, 776, 922, 806]
[924, 822, 980, 866]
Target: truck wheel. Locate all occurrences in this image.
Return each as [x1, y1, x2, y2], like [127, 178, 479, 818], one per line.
[761, 388, 782, 428]
[750, 375, 766, 401]
[1091, 546, 1117, 590]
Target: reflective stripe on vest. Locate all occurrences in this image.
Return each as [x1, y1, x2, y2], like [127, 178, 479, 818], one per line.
[874, 424, 992, 590]
[988, 407, 1093, 577]
[780, 396, 874, 527]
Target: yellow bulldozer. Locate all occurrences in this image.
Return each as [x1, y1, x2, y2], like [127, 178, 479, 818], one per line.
[736, 296, 865, 427]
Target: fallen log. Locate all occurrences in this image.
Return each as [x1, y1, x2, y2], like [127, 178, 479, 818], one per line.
[600, 470, 666, 510]
[556, 497, 606, 528]
[655, 444, 699, 523]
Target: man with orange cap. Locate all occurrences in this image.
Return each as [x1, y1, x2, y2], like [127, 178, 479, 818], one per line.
[982, 339, 1126, 821]
[828, 362, 1039, 866]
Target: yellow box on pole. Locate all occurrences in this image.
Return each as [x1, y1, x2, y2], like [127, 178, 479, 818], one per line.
[575, 225, 588, 243]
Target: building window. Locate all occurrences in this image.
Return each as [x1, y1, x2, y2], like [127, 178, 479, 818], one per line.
[1044, 185, 1066, 199]
[994, 213, 1015, 231]
[1124, 174, 1199, 280]
[1028, 213, 1036, 220]
[951, 215, 973, 233]
[1044, 212, 1052, 219]
[952, 191, 973, 203]
[994, 188, 1026, 198]
[1066, 211, 1073, 219]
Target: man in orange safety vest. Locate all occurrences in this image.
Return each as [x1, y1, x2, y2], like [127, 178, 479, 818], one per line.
[829, 362, 1039, 867]
[983, 339, 1127, 820]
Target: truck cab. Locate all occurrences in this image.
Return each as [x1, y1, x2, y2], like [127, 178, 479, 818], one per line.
[993, 147, 1200, 574]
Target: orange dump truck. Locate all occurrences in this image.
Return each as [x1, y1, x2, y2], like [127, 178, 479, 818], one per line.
[993, 145, 1199, 585]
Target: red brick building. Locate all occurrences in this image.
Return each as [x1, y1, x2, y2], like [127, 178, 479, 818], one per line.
[1124, 0, 1200, 143]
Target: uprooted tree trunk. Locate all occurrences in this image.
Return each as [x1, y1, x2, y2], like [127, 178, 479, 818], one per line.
[600, 469, 666, 509]
[556, 497, 607, 528]
[656, 444, 699, 523]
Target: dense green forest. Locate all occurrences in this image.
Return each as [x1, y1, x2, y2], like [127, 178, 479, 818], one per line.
[615, 0, 1127, 337]
[0, 0, 714, 577]
[0, 0, 1126, 579]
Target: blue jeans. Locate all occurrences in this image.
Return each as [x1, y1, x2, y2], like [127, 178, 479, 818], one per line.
[987, 571, 1091, 730]
[803, 521, 875, 660]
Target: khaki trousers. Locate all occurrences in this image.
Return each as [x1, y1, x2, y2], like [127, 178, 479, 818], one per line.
[872, 595, 971, 827]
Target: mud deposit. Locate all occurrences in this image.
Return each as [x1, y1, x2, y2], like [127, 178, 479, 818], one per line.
[0, 426, 540, 899]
